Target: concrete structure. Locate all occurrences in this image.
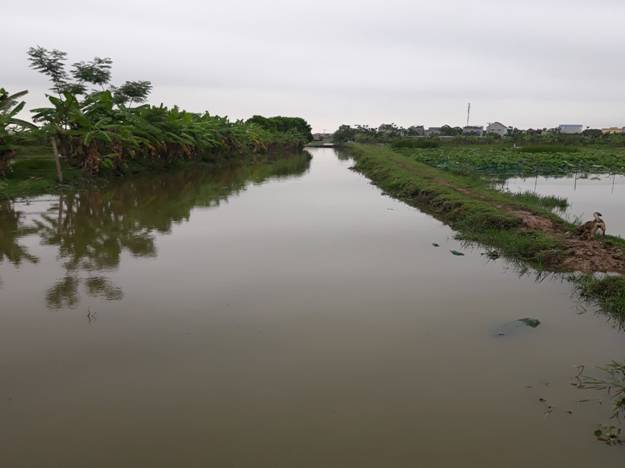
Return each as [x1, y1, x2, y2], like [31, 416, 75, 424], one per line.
[601, 127, 625, 134]
[462, 126, 484, 136]
[558, 124, 584, 134]
[486, 122, 508, 137]
[426, 127, 442, 136]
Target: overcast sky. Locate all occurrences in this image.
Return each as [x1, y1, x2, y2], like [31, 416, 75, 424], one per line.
[4, 0, 625, 131]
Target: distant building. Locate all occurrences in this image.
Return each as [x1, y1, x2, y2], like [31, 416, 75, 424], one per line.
[426, 127, 442, 136]
[486, 122, 508, 137]
[601, 127, 625, 134]
[558, 124, 584, 134]
[462, 126, 484, 136]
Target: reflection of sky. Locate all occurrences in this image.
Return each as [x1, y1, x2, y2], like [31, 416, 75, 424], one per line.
[502, 174, 625, 238]
[2, 149, 625, 467]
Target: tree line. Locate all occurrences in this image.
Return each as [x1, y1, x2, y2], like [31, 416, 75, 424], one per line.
[1, 47, 312, 180]
[332, 123, 625, 145]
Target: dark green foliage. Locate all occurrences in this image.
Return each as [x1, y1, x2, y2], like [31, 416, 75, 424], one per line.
[27, 46, 69, 94]
[440, 124, 463, 136]
[71, 57, 113, 88]
[27, 90, 311, 176]
[333, 124, 357, 144]
[16, 47, 312, 178]
[0, 89, 37, 176]
[246, 115, 313, 142]
[112, 81, 152, 107]
[582, 129, 603, 138]
[519, 145, 578, 154]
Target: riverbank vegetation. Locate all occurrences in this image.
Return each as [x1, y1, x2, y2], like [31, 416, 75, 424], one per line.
[347, 143, 625, 322]
[393, 143, 625, 177]
[333, 123, 625, 176]
[1, 47, 312, 199]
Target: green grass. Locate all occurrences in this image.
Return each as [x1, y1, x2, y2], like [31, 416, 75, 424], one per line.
[13, 144, 55, 159]
[577, 275, 625, 322]
[508, 191, 568, 211]
[348, 143, 625, 323]
[391, 138, 440, 149]
[349, 143, 567, 264]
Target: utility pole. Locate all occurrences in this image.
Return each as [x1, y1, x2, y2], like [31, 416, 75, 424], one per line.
[466, 102, 471, 127]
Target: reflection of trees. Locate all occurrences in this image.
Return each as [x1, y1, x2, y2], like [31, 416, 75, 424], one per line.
[0, 201, 39, 265]
[1, 153, 311, 308]
[334, 148, 354, 161]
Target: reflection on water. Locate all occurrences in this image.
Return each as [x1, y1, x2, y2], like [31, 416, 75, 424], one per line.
[0, 149, 623, 468]
[0, 153, 311, 307]
[499, 174, 625, 238]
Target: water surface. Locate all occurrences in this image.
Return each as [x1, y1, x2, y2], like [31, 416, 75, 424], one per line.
[1, 149, 623, 467]
[501, 174, 625, 238]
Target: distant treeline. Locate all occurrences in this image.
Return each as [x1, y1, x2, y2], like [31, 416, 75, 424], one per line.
[333, 123, 625, 146]
[1, 47, 312, 180]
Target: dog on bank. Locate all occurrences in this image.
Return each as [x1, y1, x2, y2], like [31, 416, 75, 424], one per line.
[577, 212, 606, 240]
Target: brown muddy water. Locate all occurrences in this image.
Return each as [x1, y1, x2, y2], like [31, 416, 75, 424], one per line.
[1, 148, 624, 467]
[501, 174, 625, 238]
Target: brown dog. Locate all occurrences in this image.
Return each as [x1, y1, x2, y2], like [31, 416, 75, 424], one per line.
[577, 212, 606, 240]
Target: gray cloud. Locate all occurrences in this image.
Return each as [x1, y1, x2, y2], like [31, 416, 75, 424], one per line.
[3, 0, 625, 130]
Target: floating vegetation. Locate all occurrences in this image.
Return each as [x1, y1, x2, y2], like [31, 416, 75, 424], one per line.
[594, 425, 624, 446]
[394, 144, 625, 177]
[580, 361, 625, 420]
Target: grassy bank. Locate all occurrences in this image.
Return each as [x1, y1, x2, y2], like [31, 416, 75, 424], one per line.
[347, 143, 625, 322]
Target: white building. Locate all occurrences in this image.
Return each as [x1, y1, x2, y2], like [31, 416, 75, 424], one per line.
[486, 122, 508, 137]
[558, 124, 584, 134]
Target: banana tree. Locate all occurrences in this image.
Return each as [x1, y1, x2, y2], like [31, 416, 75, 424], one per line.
[33, 91, 132, 175]
[0, 88, 37, 176]
[31, 92, 84, 182]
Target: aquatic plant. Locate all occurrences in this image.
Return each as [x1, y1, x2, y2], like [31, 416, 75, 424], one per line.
[582, 361, 625, 421]
[394, 144, 625, 176]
